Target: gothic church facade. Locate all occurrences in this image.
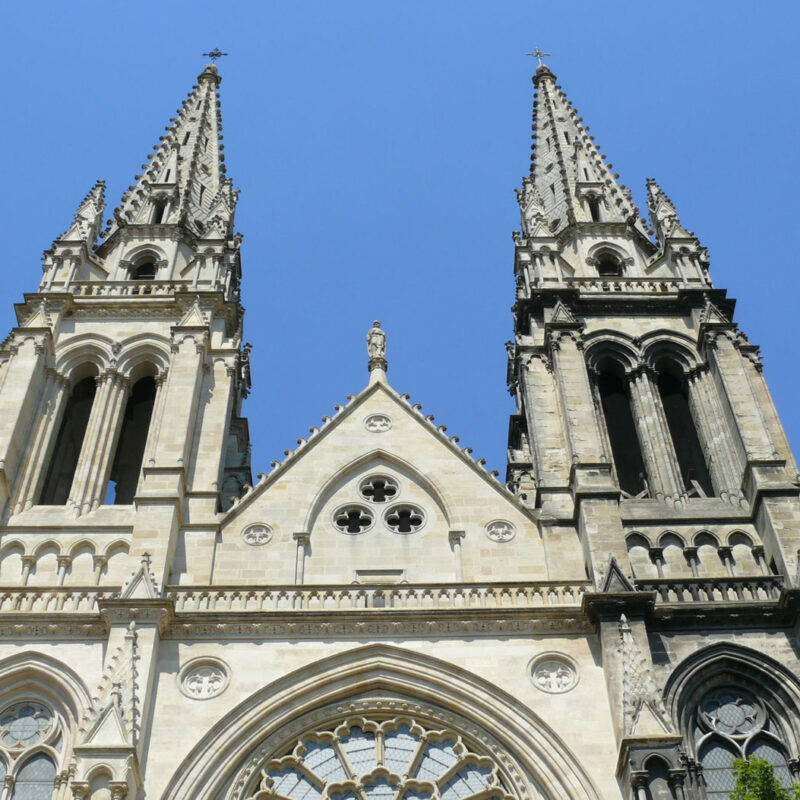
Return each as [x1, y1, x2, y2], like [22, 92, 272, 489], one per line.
[0, 59, 797, 800]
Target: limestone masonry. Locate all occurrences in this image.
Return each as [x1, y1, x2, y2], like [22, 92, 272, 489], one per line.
[0, 59, 797, 800]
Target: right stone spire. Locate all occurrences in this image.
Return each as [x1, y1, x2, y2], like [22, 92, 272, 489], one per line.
[519, 62, 650, 238]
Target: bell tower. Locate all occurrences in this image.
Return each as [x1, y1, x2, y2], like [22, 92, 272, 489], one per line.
[0, 62, 251, 585]
[505, 60, 800, 584]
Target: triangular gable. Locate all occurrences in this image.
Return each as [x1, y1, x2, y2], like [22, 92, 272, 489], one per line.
[601, 554, 635, 592]
[550, 299, 578, 325]
[701, 301, 729, 326]
[120, 554, 160, 599]
[220, 376, 531, 526]
[81, 700, 129, 747]
[631, 698, 673, 736]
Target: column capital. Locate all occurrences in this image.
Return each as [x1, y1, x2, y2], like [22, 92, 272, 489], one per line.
[448, 530, 466, 545]
[292, 531, 310, 546]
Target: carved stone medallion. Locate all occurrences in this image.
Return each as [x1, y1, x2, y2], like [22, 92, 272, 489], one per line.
[178, 657, 230, 700]
[529, 653, 578, 694]
[364, 413, 392, 433]
[242, 523, 272, 546]
[485, 519, 516, 542]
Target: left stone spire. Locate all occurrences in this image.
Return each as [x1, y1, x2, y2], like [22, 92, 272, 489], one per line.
[105, 62, 235, 240]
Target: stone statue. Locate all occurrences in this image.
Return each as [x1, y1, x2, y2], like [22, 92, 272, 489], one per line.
[367, 320, 386, 359]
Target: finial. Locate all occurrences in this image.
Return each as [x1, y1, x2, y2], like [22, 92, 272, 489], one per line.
[525, 47, 551, 67]
[367, 320, 387, 380]
[202, 48, 228, 64]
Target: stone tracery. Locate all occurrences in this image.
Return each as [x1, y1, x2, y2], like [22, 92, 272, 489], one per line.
[243, 716, 515, 800]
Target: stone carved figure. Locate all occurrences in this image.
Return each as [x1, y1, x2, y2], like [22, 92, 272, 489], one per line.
[367, 320, 386, 359]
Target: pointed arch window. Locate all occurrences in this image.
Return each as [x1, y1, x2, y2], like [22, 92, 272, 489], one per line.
[0, 700, 62, 800]
[655, 362, 714, 497]
[39, 376, 97, 505]
[131, 261, 156, 280]
[694, 687, 792, 800]
[106, 376, 156, 504]
[595, 365, 649, 496]
[597, 253, 622, 276]
[587, 196, 602, 222]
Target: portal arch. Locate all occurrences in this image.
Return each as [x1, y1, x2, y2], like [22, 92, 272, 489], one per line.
[161, 645, 600, 800]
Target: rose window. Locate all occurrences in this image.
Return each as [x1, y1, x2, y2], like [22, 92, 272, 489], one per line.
[384, 505, 425, 534]
[334, 506, 375, 535]
[360, 476, 399, 504]
[244, 716, 514, 800]
[0, 701, 61, 799]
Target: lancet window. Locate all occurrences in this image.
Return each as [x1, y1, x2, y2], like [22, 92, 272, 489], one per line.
[595, 366, 648, 497]
[655, 363, 714, 497]
[0, 700, 61, 799]
[242, 716, 514, 800]
[693, 687, 792, 800]
[39, 376, 96, 505]
[106, 375, 156, 504]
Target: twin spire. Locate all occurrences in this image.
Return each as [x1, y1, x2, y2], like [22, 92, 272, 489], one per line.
[52, 62, 236, 253]
[519, 61, 695, 254]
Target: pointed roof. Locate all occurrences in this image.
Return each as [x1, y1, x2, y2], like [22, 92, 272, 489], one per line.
[105, 62, 236, 240]
[646, 178, 695, 243]
[525, 63, 648, 237]
[54, 179, 106, 247]
[221, 372, 530, 525]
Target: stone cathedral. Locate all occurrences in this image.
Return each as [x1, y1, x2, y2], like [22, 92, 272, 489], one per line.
[0, 55, 798, 800]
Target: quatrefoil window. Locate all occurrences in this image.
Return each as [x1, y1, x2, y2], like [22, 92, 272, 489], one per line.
[384, 504, 425, 534]
[360, 476, 399, 504]
[334, 505, 375, 535]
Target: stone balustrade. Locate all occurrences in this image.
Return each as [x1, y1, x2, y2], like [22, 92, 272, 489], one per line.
[68, 281, 190, 297]
[166, 581, 591, 613]
[526, 277, 696, 295]
[0, 587, 119, 613]
[635, 575, 784, 603]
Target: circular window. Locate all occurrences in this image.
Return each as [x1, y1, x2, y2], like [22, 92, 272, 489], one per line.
[0, 702, 54, 748]
[384, 504, 425, 534]
[359, 475, 399, 503]
[529, 653, 579, 694]
[241, 523, 272, 546]
[485, 520, 516, 543]
[364, 413, 392, 433]
[333, 505, 375, 535]
[178, 657, 230, 700]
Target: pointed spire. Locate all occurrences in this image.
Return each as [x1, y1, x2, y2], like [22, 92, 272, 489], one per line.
[105, 62, 236, 240]
[55, 179, 106, 248]
[646, 178, 694, 246]
[523, 63, 648, 238]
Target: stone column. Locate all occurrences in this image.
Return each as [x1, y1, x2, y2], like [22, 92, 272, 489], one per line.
[0, 331, 50, 516]
[685, 364, 743, 503]
[11, 369, 69, 514]
[186, 359, 235, 496]
[627, 366, 684, 503]
[68, 370, 130, 514]
[20, 556, 35, 586]
[703, 329, 776, 465]
[649, 547, 665, 578]
[449, 530, 465, 581]
[549, 330, 606, 469]
[293, 532, 309, 585]
[520, 350, 571, 507]
[56, 556, 70, 586]
[92, 555, 107, 585]
[150, 331, 206, 469]
[684, 546, 700, 578]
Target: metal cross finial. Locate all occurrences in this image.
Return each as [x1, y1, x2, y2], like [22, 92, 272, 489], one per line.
[525, 47, 551, 66]
[202, 48, 228, 63]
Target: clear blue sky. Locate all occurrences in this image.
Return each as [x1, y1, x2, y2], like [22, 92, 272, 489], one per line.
[2, 1, 799, 477]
